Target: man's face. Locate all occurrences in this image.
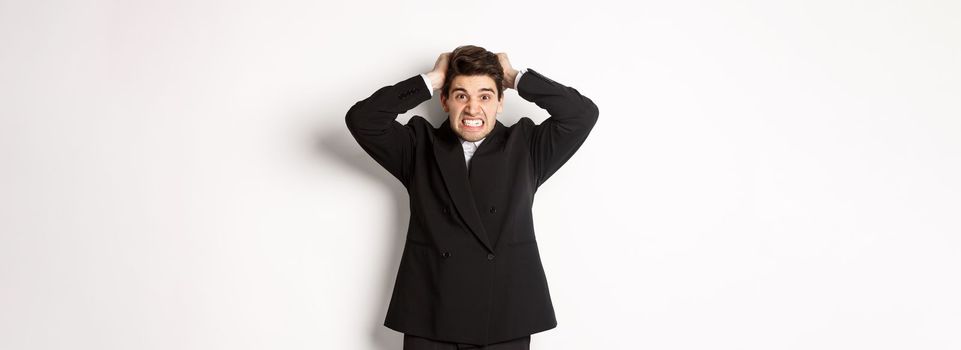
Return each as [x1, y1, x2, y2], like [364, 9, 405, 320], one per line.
[442, 74, 503, 142]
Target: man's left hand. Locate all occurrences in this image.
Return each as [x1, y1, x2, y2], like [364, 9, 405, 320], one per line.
[496, 52, 520, 90]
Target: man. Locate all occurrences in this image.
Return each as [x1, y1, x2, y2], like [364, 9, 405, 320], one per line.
[345, 45, 599, 349]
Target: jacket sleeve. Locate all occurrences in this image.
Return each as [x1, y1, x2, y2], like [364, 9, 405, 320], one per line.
[345, 74, 432, 186]
[518, 68, 600, 188]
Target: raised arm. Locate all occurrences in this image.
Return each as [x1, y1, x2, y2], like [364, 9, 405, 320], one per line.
[515, 67, 599, 188]
[345, 53, 450, 186]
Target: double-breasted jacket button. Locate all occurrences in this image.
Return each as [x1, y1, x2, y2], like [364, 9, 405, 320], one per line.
[489, 206, 497, 214]
[442, 206, 449, 214]
[487, 253, 495, 260]
[442, 251, 452, 258]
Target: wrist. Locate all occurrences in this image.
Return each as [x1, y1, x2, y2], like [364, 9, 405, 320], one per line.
[425, 71, 444, 90]
[506, 69, 519, 89]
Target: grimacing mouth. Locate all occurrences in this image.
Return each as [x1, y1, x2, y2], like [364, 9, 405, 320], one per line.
[458, 114, 492, 130]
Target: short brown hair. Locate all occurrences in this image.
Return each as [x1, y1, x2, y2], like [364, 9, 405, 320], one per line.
[441, 45, 504, 100]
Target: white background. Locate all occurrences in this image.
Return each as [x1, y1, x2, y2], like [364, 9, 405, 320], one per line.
[2, 0, 959, 349]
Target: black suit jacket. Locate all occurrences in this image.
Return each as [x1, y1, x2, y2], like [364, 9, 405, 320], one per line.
[345, 68, 598, 346]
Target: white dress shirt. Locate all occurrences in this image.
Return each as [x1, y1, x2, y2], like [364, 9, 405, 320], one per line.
[459, 137, 484, 166]
[419, 68, 527, 165]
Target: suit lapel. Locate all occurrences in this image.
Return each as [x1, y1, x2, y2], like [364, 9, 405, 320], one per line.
[432, 119, 505, 253]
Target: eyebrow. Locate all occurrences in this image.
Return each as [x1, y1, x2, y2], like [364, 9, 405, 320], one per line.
[451, 87, 495, 94]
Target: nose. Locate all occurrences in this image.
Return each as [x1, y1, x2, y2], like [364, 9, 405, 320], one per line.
[465, 98, 481, 115]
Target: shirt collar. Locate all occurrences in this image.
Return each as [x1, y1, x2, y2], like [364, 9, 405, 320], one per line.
[458, 137, 485, 147]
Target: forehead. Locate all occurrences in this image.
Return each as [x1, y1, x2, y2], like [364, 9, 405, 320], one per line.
[450, 75, 496, 93]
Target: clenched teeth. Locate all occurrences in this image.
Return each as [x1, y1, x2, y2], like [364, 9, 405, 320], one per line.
[463, 119, 483, 127]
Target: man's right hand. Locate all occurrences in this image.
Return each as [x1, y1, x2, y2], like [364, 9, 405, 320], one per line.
[496, 52, 520, 90]
[425, 52, 450, 91]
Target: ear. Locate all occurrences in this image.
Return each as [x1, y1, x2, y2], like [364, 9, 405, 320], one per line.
[441, 94, 449, 113]
[496, 98, 504, 115]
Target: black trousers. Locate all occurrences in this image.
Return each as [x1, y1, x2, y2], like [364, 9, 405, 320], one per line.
[403, 334, 531, 350]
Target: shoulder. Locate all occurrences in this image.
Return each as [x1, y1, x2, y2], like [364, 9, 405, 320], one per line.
[515, 117, 536, 126]
[404, 115, 439, 140]
[406, 115, 430, 126]
[512, 117, 537, 134]
[496, 117, 536, 148]
[404, 115, 434, 131]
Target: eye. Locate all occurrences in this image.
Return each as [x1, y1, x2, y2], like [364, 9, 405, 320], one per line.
[482, 95, 491, 100]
